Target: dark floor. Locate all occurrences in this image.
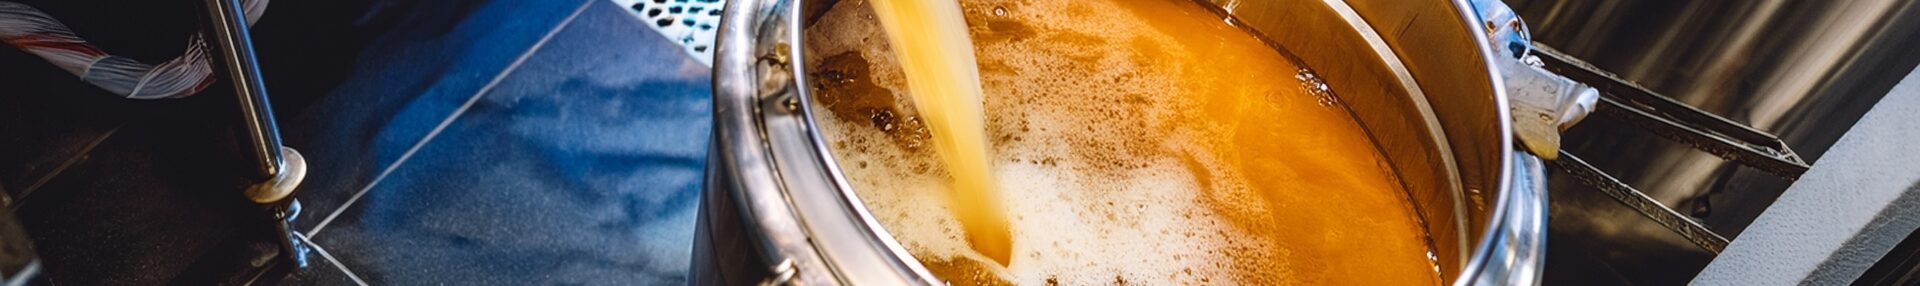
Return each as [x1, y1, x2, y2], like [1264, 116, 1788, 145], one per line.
[0, 0, 306, 284]
[3, 0, 708, 284]
[281, 0, 709, 283]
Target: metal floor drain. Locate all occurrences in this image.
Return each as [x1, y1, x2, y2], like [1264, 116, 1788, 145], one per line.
[614, 0, 724, 66]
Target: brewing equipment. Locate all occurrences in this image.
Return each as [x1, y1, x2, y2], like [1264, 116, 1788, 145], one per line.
[696, 0, 1603, 284]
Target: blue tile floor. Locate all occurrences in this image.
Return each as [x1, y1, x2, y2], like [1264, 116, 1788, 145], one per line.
[281, 0, 710, 284]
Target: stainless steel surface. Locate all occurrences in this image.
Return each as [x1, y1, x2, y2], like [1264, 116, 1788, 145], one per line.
[201, 0, 309, 275]
[704, 0, 937, 283]
[1526, 42, 1811, 256]
[1500, 0, 1920, 284]
[1510, 0, 1920, 226]
[199, 0, 285, 182]
[244, 147, 306, 204]
[1212, 0, 1554, 283]
[1467, 0, 1601, 160]
[1212, 0, 1474, 273]
[700, 0, 1554, 284]
[1500, 55, 1600, 159]
[1461, 152, 1549, 286]
[1532, 45, 1811, 179]
[1553, 152, 1730, 253]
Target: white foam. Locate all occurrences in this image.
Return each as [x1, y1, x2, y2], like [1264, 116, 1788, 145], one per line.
[805, 1, 1281, 284]
[818, 111, 1270, 284]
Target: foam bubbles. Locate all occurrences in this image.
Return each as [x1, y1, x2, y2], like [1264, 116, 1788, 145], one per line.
[803, 0, 1440, 284]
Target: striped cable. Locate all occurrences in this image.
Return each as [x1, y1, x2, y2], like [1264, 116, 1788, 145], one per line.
[0, 0, 268, 99]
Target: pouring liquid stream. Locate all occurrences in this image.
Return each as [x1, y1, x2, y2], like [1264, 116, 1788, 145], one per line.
[867, 0, 1014, 266]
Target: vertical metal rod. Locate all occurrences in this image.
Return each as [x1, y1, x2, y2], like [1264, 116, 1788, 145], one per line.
[198, 0, 309, 273]
[200, 0, 284, 181]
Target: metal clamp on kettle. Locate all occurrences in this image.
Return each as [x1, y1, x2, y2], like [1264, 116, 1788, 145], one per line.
[1473, 0, 1811, 263]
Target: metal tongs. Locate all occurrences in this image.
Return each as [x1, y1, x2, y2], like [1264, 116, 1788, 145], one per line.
[1475, 0, 1811, 255]
[1532, 45, 1812, 254]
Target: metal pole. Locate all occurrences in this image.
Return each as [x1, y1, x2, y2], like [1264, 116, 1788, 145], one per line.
[197, 0, 309, 274]
[199, 0, 284, 181]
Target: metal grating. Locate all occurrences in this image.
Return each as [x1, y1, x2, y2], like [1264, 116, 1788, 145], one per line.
[614, 0, 725, 66]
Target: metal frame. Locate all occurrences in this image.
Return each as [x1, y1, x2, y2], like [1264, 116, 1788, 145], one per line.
[1529, 43, 1810, 255]
[1532, 45, 1812, 179]
[1552, 152, 1732, 253]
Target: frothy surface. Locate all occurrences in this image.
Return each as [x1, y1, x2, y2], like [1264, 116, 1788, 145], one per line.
[866, 0, 1013, 264]
[804, 0, 1443, 284]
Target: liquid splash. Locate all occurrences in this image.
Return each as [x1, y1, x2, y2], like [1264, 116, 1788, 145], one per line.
[1295, 68, 1335, 106]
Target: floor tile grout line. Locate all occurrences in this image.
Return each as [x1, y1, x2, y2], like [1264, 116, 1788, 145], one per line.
[305, 0, 596, 237]
[12, 125, 121, 208]
[294, 231, 370, 286]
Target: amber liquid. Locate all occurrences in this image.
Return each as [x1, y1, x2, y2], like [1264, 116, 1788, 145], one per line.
[806, 0, 1444, 284]
[868, 0, 1015, 265]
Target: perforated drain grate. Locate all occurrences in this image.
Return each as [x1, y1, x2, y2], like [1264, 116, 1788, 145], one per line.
[614, 0, 725, 66]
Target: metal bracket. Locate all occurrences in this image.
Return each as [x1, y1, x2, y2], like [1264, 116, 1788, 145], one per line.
[1552, 152, 1731, 253]
[1477, 0, 1798, 252]
[1531, 44, 1812, 179]
[1525, 43, 1809, 254]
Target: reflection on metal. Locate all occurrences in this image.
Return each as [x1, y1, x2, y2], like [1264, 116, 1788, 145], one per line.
[1507, 0, 1920, 282]
[1553, 152, 1730, 253]
[245, 147, 307, 204]
[0, 194, 38, 284]
[1459, 152, 1551, 286]
[1510, 0, 1920, 207]
[1501, 56, 1599, 160]
[199, 0, 285, 182]
[1533, 45, 1811, 179]
[1471, 0, 1603, 161]
[1531, 40, 1762, 253]
[199, 0, 307, 274]
[760, 258, 796, 286]
[1472, 0, 1603, 161]
[243, 147, 310, 268]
